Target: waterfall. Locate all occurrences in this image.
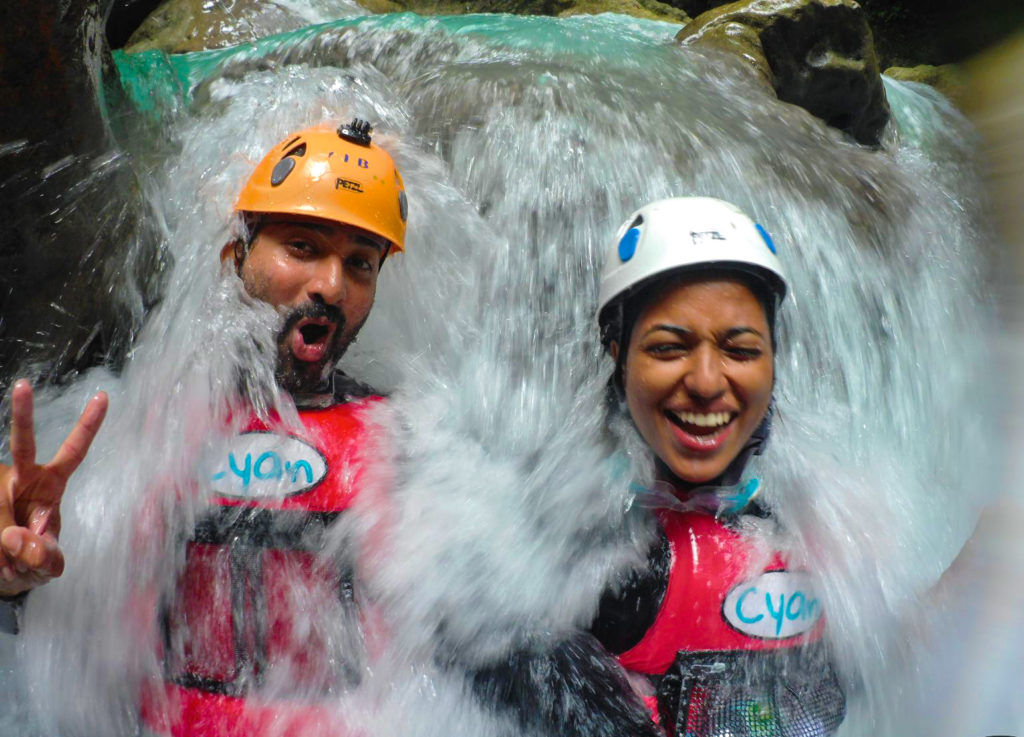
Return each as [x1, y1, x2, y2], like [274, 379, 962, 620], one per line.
[1, 12, 1004, 736]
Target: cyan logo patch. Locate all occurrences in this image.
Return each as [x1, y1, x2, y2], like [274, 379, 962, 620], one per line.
[211, 432, 327, 498]
[723, 570, 821, 639]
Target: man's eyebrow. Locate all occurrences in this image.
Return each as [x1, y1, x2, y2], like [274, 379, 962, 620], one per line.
[266, 220, 335, 235]
[352, 233, 386, 252]
[267, 220, 386, 251]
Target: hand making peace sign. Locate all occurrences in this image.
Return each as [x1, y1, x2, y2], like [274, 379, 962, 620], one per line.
[0, 380, 108, 597]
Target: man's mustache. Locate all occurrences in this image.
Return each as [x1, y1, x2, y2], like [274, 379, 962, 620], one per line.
[277, 299, 345, 341]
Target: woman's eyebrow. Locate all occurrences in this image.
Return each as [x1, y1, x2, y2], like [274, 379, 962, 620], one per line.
[643, 325, 765, 340]
[645, 324, 693, 338]
[722, 326, 765, 340]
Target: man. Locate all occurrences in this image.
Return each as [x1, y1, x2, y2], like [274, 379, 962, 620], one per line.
[0, 119, 659, 737]
[0, 119, 408, 734]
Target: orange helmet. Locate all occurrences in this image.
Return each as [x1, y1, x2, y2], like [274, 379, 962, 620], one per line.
[234, 120, 408, 251]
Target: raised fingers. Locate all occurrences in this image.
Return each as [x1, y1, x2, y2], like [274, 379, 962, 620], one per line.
[8, 380, 36, 477]
[49, 391, 108, 483]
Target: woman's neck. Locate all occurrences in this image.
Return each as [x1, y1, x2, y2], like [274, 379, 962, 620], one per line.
[654, 459, 703, 498]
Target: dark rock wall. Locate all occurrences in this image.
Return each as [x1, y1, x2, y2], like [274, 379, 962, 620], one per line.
[858, 0, 1024, 67]
[107, 0, 166, 48]
[0, 1, 163, 386]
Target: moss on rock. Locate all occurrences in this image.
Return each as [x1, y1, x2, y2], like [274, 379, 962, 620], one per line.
[558, 0, 688, 23]
[125, 0, 343, 53]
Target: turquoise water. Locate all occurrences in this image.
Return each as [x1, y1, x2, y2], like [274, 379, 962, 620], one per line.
[114, 13, 682, 118]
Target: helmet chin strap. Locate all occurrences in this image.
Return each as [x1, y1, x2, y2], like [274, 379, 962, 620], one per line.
[631, 476, 762, 519]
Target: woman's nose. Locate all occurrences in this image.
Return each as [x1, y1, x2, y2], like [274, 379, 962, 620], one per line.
[307, 256, 345, 305]
[683, 344, 727, 400]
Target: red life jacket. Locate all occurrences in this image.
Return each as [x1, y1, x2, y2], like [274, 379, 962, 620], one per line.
[616, 509, 845, 737]
[619, 510, 825, 674]
[140, 395, 385, 737]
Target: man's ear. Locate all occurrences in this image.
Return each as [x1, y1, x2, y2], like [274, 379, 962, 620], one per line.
[609, 341, 620, 364]
[220, 240, 245, 274]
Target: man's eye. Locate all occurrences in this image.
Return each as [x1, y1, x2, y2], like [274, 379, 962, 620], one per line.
[349, 256, 375, 272]
[288, 240, 315, 254]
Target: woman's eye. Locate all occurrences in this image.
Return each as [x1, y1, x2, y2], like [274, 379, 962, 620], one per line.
[726, 345, 763, 360]
[647, 343, 686, 356]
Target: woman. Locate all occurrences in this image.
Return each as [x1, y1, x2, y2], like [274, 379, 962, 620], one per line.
[589, 197, 846, 736]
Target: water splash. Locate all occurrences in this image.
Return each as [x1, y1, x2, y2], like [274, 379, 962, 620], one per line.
[1, 12, 1002, 736]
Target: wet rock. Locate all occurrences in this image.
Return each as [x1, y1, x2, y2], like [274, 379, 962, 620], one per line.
[663, 0, 1024, 67]
[124, 0, 363, 54]
[366, 0, 689, 20]
[561, 0, 687, 22]
[676, 0, 890, 146]
[884, 64, 967, 109]
[662, 0, 725, 16]
[0, 1, 163, 384]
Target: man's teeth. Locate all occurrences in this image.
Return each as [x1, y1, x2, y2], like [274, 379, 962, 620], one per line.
[675, 411, 732, 428]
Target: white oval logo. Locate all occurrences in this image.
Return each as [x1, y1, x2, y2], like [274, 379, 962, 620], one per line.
[722, 570, 822, 640]
[210, 432, 327, 499]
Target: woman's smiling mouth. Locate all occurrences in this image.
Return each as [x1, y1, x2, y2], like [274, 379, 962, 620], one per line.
[665, 409, 737, 452]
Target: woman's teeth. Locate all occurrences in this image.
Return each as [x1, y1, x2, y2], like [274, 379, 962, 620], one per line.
[675, 411, 732, 428]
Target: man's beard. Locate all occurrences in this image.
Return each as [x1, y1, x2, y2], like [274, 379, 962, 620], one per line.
[275, 300, 353, 394]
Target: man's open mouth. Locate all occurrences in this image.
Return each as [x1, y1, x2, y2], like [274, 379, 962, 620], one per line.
[289, 317, 338, 363]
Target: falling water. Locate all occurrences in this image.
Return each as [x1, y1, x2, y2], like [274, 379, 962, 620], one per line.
[0, 11, 1005, 736]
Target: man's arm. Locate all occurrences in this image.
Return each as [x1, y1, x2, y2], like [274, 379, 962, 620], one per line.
[0, 380, 108, 632]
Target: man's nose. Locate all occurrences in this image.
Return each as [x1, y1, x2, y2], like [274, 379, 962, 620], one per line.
[683, 344, 727, 400]
[307, 256, 345, 305]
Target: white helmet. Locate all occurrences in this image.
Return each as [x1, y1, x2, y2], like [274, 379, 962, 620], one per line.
[597, 197, 787, 343]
